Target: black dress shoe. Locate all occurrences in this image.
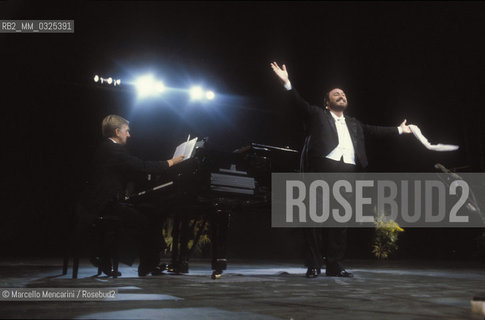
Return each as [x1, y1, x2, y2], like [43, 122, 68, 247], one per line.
[101, 264, 121, 277]
[96, 257, 121, 277]
[150, 264, 168, 276]
[326, 269, 353, 277]
[167, 261, 189, 274]
[211, 269, 223, 280]
[107, 269, 122, 277]
[306, 267, 320, 278]
[138, 263, 167, 276]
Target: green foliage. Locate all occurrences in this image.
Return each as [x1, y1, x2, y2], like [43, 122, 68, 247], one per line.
[162, 217, 211, 256]
[372, 218, 404, 259]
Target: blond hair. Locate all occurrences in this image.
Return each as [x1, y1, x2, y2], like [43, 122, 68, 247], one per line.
[101, 114, 129, 138]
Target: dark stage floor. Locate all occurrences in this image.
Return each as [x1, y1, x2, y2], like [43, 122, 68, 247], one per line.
[0, 258, 484, 319]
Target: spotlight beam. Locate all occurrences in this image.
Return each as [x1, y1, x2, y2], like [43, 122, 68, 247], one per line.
[134, 74, 165, 98]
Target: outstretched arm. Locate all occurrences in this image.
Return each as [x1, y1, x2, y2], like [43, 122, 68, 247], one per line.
[167, 155, 184, 167]
[112, 149, 184, 174]
[362, 119, 412, 137]
[399, 119, 412, 134]
[270, 61, 317, 116]
[270, 61, 291, 88]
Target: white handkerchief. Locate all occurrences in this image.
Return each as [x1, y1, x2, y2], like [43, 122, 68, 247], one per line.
[409, 125, 459, 151]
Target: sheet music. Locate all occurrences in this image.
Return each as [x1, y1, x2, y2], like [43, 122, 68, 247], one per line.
[183, 137, 197, 159]
[409, 125, 459, 151]
[173, 137, 198, 159]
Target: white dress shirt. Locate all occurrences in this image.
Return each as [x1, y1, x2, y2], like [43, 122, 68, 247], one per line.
[326, 111, 356, 164]
[283, 80, 402, 165]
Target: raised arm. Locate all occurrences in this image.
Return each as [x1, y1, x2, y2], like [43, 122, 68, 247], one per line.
[399, 119, 412, 134]
[270, 61, 290, 87]
[362, 119, 412, 137]
[270, 61, 318, 117]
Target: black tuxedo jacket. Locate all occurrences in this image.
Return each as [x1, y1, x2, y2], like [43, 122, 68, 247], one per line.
[288, 89, 398, 170]
[82, 138, 169, 215]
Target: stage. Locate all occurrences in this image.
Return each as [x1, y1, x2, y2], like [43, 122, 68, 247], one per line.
[0, 259, 483, 319]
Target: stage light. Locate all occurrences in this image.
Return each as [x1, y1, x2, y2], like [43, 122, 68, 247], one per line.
[135, 74, 159, 97]
[93, 74, 121, 87]
[93, 72, 219, 102]
[206, 91, 215, 100]
[156, 81, 165, 93]
[190, 86, 204, 100]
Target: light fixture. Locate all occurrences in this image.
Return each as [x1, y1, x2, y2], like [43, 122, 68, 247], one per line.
[135, 74, 156, 97]
[155, 81, 165, 93]
[93, 74, 121, 87]
[190, 86, 204, 100]
[206, 90, 215, 100]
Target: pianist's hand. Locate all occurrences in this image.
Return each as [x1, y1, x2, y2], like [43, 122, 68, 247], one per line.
[270, 61, 290, 87]
[168, 155, 184, 167]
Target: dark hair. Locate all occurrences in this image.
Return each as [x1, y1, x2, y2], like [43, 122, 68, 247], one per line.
[323, 91, 331, 107]
[323, 87, 346, 107]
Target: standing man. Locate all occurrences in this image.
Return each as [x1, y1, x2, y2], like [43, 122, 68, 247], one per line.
[270, 62, 412, 277]
[81, 114, 184, 277]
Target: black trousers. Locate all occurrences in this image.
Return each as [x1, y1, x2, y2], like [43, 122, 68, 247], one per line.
[304, 156, 359, 270]
[93, 202, 166, 268]
[210, 210, 229, 271]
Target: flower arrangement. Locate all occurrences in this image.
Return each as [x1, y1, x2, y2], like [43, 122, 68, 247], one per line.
[162, 217, 211, 256]
[372, 218, 404, 259]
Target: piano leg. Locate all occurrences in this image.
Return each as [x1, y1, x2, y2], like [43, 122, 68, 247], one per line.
[169, 215, 189, 274]
[169, 216, 180, 272]
[178, 216, 190, 273]
[210, 205, 230, 279]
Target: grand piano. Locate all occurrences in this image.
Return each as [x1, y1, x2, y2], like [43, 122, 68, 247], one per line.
[126, 138, 298, 278]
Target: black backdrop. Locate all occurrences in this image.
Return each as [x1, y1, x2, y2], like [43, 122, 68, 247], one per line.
[1, 1, 484, 260]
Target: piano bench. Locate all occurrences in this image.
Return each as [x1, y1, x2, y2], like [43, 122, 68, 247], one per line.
[62, 215, 122, 279]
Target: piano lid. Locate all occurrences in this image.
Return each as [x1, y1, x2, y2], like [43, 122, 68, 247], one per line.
[233, 143, 298, 154]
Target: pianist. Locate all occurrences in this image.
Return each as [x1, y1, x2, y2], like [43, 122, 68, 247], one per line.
[80, 114, 184, 277]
